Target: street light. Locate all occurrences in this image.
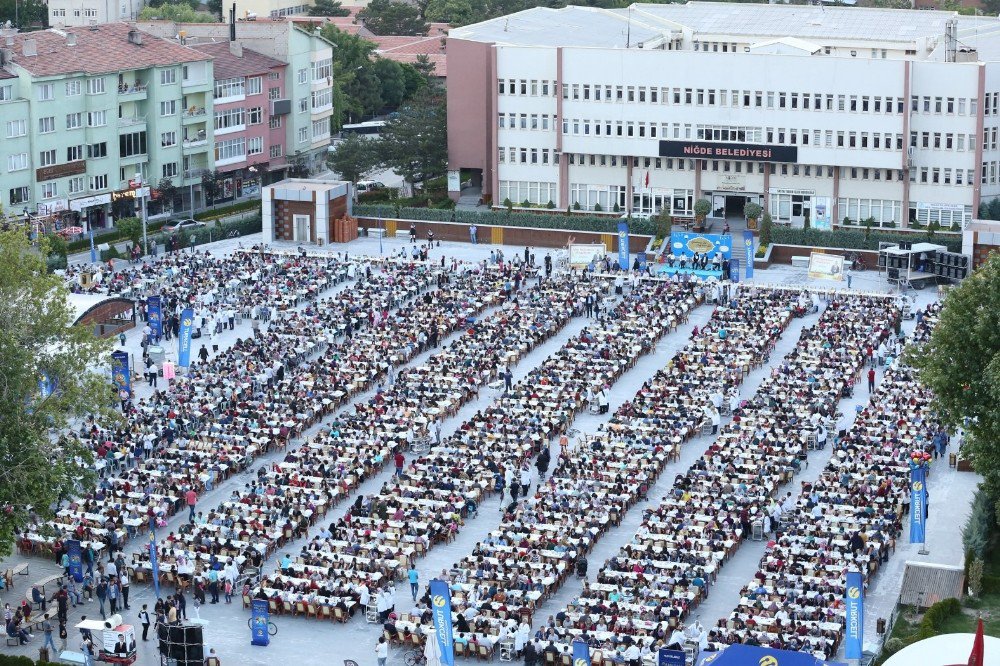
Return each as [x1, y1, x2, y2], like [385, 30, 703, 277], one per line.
[136, 172, 149, 256]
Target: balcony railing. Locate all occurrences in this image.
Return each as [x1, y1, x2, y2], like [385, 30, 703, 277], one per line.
[118, 83, 148, 95]
[183, 169, 207, 179]
[118, 115, 147, 127]
[182, 107, 207, 118]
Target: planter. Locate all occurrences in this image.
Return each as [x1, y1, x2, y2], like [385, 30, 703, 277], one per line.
[747, 218, 759, 231]
[753, 243, 773, 269]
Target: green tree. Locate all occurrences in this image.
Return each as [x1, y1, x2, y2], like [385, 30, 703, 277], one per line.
[116, 217, 143, 247]
[375, 87, 446, 193]
[908, 254, 1000, 513]
[206, 0, 223, 18]
[694, 198, 711, 221]
[358, 0, 428, 35]
[413, 53, 437, 78]
[322, 27, 384, 119]
[424, 0, 485, 25]
[309, 0, 350, 16]
[327, 134, 380, 184]
[759, 212, 773, 246]
[372, 58, 408, 109]
[0, 0, 48, 27]
[139, 2, 216, 21]
[0, 231, 114, 556]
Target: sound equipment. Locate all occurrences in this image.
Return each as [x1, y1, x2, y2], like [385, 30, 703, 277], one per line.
[159, 623, 205, 666]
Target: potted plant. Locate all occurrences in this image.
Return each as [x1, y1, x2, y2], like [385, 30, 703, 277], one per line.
[744, 201, 763, 231]
[694, 199, 711, 229]
[503, 197, 513, 212]
[594, 203, 603, 212]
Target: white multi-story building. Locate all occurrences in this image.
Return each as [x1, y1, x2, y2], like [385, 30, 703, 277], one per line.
[48, 0, 146, 28]
[446, 2, 1000, 229]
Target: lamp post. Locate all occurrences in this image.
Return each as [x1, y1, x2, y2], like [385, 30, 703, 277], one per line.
[135, 173, 149, 256]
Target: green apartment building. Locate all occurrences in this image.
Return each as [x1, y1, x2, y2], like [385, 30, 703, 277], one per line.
[1, 23, 214, 230]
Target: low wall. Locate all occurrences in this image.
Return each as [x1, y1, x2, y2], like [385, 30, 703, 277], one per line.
[758, 244, 879, 268]
[355, 216, 653, 253]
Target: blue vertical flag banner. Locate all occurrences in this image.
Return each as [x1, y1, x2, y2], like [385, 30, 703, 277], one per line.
[148, 529, 161, 600]
[910, 464, 927, 544]
[89, 228, 97, 264]
[729, 258, 741, 283]
[111, 350, 131, 397]
[178, 308, 195, 368]
[637, 252, 648, 271]
[658, 648, 686, 666]
[572, 640, 591, 666]
[429, 579, 455, 666]
[38, 372, 53, 399]
[743, 229, 755, 279]
[617, 221, 630, 270]
[66, 539, 83, 583]
[250, 598, 270, 646]
[147, 296, 163, 339]
[845, 570, 864, 660]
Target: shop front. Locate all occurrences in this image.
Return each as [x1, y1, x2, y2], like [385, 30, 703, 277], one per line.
[209, 166, 263, 206]
[69, 193, 112, 231]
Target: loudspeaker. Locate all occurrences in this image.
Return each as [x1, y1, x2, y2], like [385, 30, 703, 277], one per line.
[157, 623, 169, 655]
[184, 644, 204, 662]
[182, 626, 203, 646]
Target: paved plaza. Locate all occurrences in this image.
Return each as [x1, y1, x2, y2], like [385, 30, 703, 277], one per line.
[0, 233, 977, 666]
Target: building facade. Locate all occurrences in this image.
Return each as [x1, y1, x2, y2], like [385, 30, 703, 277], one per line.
[447, 3, 1000, 229]
[138, 19, 335, 176]
[48, 0, 145, 29]
[0, 24, 213, 229]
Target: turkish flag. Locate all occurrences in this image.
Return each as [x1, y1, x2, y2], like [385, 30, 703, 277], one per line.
[969, 617, 985, 666]
[644, 171, 649, 188]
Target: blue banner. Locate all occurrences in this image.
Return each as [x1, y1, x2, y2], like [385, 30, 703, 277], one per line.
[670, 231, 733, 259]
[147, 296, 163, 339]
[39, 372, 53, 399]
[148, 529, 161, 600]
[250, 598, 270, 646]
[89, 228, 96, 264]
[178, 308, 194, 368]
[111, 350, 131, 398]
[729, 258, 740, 283]
[617, 221, 630, 270]
[637, 252, 647, 271]
[429, 579, 455, 666]
[743, 230, 755, 279]
[658, 647, 686, 666]
[572, 640, 590, 666]
[845, 570, 864, 660]
[910, 464, 927, 544]
[66, 539, 83, 583]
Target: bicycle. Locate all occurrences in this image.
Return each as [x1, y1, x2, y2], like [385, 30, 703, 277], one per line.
[403, 649, 427, 666]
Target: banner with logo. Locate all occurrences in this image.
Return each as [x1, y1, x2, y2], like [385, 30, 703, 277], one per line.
[910, 464, 927, 544]
[148, 529, 162, 600]
[572, 639, 590, 666]
[729, 258, 740, 283]
[429, 579, 455, 666]
[743, 230, 755, 279]
[111, 350, 131, 398]
[250, 598, 270, 646]
[669, 231, 733, 259]
[178, 308, 194, 368]
[658, 647, 686, 666]
[637, 252, 648, 271]
[66, 539, 83, 582]
[89, 228, 97, 264]
[147, 296, 163, 339]
[845, 570, 864, 660]
[617, 221, 630, 270]
[39, 372, 54, 399]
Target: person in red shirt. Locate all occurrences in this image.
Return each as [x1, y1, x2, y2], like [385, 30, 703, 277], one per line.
[393, 452, 404, 477]
[185, 489, 197, 523]
[867, 367, 876, 392]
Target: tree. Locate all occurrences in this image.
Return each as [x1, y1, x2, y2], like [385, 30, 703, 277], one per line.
[309, 0, 350, 16]
[327, 134, 380, 184]
[156, 178, 179, 213]
[201, 170, 222, 204]
[413, 54, 437, 79]
[908, 255, 1000, 515]
[116, 217, 143, 247]
[424, 0, 485, 25]
[372, 58, 408, 109]
[0, 0, 47, 27]
[358, 0, 428, 35]
[694, 199, 711, 221]
[206, 0, 223, 19]
[375, 87, 446, 193]
[759, 212, 773, 246]
[139, 2, 217, 21]
[0, 231, 114, 556]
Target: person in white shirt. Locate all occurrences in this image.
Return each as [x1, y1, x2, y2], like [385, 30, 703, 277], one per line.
[623, 643, 641, 666]
[375, 636, 388, 666]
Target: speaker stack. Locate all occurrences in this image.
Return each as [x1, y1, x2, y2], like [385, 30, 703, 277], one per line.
[158, 623, 204, 666]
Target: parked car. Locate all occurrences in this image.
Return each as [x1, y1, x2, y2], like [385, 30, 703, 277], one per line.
[163, 218, 206, 232]
[355, 181, 386, 194]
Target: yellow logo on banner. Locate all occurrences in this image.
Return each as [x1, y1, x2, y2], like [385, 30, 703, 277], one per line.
[686, 236, 715, 254]
[848, 586, 861, 599]
[182, 318, 193, 327]
[912, 481, 923, 491]
[432, 595, 446, 608]
[575, 659, 588, 666]
[759, 657, 779, 666]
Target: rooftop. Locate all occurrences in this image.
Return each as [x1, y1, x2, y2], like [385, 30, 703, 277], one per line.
[450, 1, 960, 49]
[369, 28, 449, 76]
[189, 41, 286, 79]
[4, 23, 209, 77]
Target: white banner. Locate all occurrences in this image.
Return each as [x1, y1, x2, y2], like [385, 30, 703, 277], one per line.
[808, 252, 845, 281]
[569, 243, 606, 267]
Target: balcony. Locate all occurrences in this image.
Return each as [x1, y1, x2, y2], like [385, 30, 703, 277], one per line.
[183, 169, 207, 180]
[117, 83, 148, 100]
[118, 115, 147, 129]
[183, 138, 209, 152]
[182, 78, 212, 93]
[182, 107, 207, 123]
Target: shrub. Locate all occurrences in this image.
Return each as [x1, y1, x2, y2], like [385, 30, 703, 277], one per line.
[353, 205, 657, 235]
[572, 202, 582, 211]
[969, 558, 985, 597]
[914, 597, 961, 641]
[759, 213, 774, 246]
[193, 199, 261, 221]
[503, 198, 512, 211]
[769, 226, 961, 252]
[521, 199, 531, 208]
[100, 245, 122, 262]
[963, 486, 996, 559]
[594, 203, 603, 212]
[694, 199, 711, 220]
[744, 201, 763, 221]
[882, 637, 905, 656]
[546, 201, 555, 210]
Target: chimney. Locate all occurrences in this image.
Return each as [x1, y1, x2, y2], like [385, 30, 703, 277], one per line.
[229, 40, 242, 57]
[22, 38, 36, 56]
[128, 28, 143, 45]
[66, 32, 76, 46]
[229, 3, 236, 41]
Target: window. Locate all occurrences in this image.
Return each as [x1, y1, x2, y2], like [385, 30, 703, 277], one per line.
[161, 131, 177, 147]
[298, 97, 308, 113]
[160, 100, 177, 116]
[9, 187, 29, 205]
[37, 84, 54, 101]
[269, 144, 282, 158]
[158, 68, 176, 85]
[119, 131, 147, 157]
[52, 8, 65, 16]
[90, 174, 108, 190]
[297, 126, 308, 143]
[214, 108, 245, 132]
[83, 8, 96, 17]
[67, 145, 84, 161]
[162, 162, 178, 178]
[311, 118, 328, 139]
[248, 107, 263, 125]
[214, 136, 246, 162]
[66, 112, 82, 129]
[86, 77, 105, 95]
[247, 76, 262, 95]
[87, 142, 107, 159]
[311, 88, 332, 110]
[297, 68, 308, 84]
[38, 116, 55, 133]
[87, 110, 107, 127]
[268, 116, 281, 129]
[214, 77, 245, 99]
[7, 153, 27, 172]
[6, 119, 25, 137]
[312, 58, 332, 82]
[68, 177, 85, 194]
[268, 87, 280, 100]
[39, 149, 56, 167]
[268, 71, 280, 80]
[65, 80, 82, 96]
[248, 136, 263, 155]
[40, 182, 58, 199]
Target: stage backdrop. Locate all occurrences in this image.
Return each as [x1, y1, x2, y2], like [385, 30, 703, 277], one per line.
[670, 232, 733, 259]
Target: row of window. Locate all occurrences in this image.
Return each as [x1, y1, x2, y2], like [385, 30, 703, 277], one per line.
[985, 92, 1000, 117]
[51, 8, 97, 17]
[497, 181, 558, 206]
[498, 147, 558, 166]
[19, 173, 109, 202]
[982, 161, 1000, 185]
[497, 79, 556, 97]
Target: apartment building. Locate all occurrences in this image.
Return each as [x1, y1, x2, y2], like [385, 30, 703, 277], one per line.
[190, 41, 288, 204]
[48, 0, 145, 29]
[138, 19, 335, 176]
[0, 23, 213, 229]
[447, 3, 1000, 229]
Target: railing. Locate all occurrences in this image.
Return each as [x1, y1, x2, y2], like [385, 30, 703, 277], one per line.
[183, 169, 207, 179]
[182, 107, 207, 118]
[118, 115, 146, 127]
[118, 83, 147, 95]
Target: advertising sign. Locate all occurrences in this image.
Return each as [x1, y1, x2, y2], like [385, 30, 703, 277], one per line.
[569, 243, 606, 268]
[659, 140, 798, 163]
[807, 252, 845, 281]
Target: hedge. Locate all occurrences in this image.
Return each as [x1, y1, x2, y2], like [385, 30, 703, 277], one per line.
[194, 199, 261, 221]
[771, 226, 962, 253]
[913, 597, 962, 641]
[65, 221, 168, 253]
[353, 204, 657, 236]
[152, 216, 262, 251]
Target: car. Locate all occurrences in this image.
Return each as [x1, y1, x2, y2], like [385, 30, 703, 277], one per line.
[355, 181, 386, 194]
[162, 218, 206, 232]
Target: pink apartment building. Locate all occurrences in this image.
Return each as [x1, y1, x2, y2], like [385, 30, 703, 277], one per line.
[191, 41, 288, 204]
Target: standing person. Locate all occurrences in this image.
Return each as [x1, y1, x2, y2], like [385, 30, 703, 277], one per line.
[185, 487, 197, 523]
[519, 465, 531, 499]
[138, 605, 151, 641]
[867, 366, 876, 392]
[95, 578, 108, 619]
[407, 567, 419, 602]
[197, 344, 209, 365]
[120, 571, 130, 610]
[469, 224, 478, 244]
[41, 617, 56, 655]
[107, 577, 120, 615]
[208, 568, 220, 604]
[535, 447, 550, 481]
[503, 366, 513, 392]
[375, 636, 389, 666]
[394, 451, 405, 477]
